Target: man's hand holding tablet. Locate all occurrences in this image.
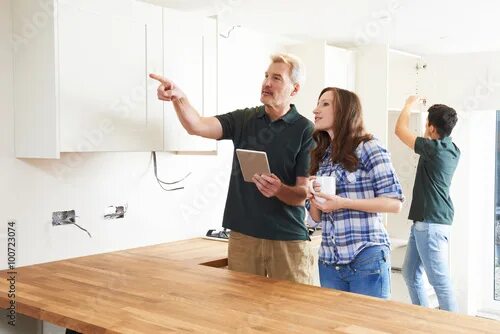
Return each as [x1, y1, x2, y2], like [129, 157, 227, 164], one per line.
[236, 149, 282, 198]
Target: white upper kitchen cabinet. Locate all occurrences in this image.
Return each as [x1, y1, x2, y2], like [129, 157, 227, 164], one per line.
[355, 47, 424, 147]
[287, 41, 356, 121]
[355, 45, 389, 146]
[162, 9, 217, 153]
[13, 0, 164, 158]
[388, 49, 423, 110]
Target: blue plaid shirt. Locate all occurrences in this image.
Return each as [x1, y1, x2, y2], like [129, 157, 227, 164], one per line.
[307, 139, 404, 265]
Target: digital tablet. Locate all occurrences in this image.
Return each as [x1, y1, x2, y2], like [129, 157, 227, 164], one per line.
[235, 149, 271, 182]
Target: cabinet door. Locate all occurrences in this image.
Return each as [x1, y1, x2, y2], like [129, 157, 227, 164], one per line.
[58, 0, 163, 152]
[162, 9, 217, 152]
[325, 45, 355, 91]
[388, 50, 421, 110]
[12, 0, 59, 158]
[387, 111, 425, 239]
[287, 42, 356, 122]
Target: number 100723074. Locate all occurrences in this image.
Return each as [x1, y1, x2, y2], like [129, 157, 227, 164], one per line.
[7, 221, 16, 270]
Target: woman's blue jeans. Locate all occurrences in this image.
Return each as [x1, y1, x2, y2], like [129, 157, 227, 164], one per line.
[319, 245, 391, 299]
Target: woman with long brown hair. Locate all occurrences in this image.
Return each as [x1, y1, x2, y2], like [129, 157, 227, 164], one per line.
[307, 87, 404, 298]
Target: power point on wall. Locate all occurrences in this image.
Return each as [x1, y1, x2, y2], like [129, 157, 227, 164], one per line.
[52, 210, 92, 238]
[52, 210, 76, 226]
[104, 204, 127, 220]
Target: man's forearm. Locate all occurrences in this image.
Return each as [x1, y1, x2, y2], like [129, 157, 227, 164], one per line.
[395, 103, 411, 135]
[394, 98, 418, 149]
[172, 97, 202, 135]
[276, 184, 308, 206]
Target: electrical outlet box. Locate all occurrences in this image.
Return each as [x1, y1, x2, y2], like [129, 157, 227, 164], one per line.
[104, 204, 127, 220]
[52, 210, 76, 226]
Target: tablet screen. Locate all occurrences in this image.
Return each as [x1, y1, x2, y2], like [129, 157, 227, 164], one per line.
[235, 149, 271, 182]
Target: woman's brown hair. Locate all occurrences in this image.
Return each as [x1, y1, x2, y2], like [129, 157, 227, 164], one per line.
[310, 87, 373, 174]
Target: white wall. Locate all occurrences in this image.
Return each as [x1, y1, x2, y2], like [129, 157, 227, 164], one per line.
[217, 24, 289, 111]
[450, 110, 496, 315]
[0, 0, 287, 331]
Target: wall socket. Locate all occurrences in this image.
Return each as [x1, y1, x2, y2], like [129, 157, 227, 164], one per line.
[104, 204, 127, 220]
[52, 210, 76, 226]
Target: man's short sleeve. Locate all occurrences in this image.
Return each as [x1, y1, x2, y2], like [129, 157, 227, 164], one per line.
[294, 122, 315, 177]
[414, 136, 437, 159]
[214, 109, 247, 141]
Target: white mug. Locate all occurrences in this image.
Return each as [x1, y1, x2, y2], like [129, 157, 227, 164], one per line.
[310, 175, 336, 203]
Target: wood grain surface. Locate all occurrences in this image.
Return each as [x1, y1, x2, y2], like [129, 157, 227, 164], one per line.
[1, 238, 499, 333]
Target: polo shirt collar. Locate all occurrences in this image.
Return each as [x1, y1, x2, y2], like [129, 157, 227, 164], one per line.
[257, 104, 301, 124]
[256, 107, 266, 119]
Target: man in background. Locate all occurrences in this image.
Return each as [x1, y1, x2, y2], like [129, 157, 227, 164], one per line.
[395, 96, 460, 312]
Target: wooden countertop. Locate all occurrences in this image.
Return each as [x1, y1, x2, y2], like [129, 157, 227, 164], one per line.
[1, 238, 499, 333]
[124, 238, 229, 268]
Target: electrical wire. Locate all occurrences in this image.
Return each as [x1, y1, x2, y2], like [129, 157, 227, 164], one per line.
[219, 25, 240, 38]
[70, 222, 92, 238]
[152, 151, 191, 191]
[56, 217, 92, 238]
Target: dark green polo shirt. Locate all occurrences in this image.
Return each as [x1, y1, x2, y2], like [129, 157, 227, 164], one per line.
[215, 105, 314, 240]
[408, 136, 460, 225]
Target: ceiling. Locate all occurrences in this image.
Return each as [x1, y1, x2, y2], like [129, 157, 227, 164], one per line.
[143, 0, 500, 55]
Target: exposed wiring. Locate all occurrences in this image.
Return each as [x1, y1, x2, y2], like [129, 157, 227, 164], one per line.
[152, 151, 191, 191]
[69, 221, 92, 238]
[52, 211, 92, 238]
[219, 25, 240, 38]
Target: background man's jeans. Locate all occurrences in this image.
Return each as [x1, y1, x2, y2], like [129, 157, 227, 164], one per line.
[402, 221, 458, 312]
[319, 245, 391, 299]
